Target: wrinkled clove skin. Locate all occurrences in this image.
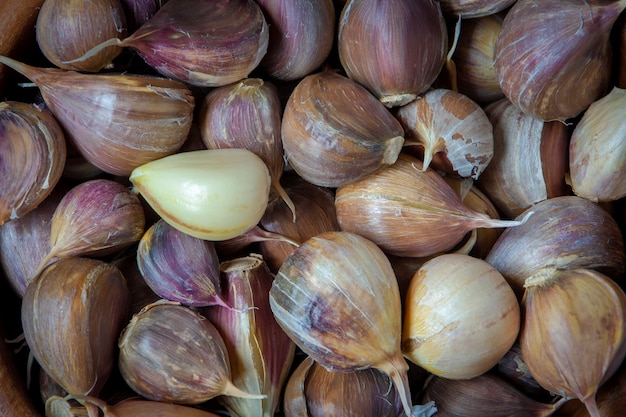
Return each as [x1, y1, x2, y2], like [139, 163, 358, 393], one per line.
[118, 301, 262, 404]
[439, 0, 516, 18]
[0, 101, 67, 226]
[137, 218, 225, 308]
[281, 69, 405, 188]
[204, 255, 296, 417]
[21, 257, 131, 397]
[283, 356, 403, 417]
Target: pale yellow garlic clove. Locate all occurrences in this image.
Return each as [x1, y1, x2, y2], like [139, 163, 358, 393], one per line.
[569, 86, 626, 202]
[402, 253, 520, 379]
[130, 148, 271, 241]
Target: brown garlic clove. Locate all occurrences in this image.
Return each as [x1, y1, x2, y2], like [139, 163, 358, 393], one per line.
[421, 372, 564, 417]
[256, 0, 335, 81]
[476, 97, 571, 219]
[438, 0, 516, 18]
[494, 0, 626, 121]
[199, 78, 295, 220]
[559, 364, 626, 417]
[335, 152, 528, 258]
[269, 231, 415, 417]
[0, 101, 66, 226]
[21, 257, 131, 397]
[36, 0, 126, 72]
[258, 173, 339, 272]
[281, 69, 405, 188]
[520, 268, 626, 417]
[402, 253, 520, 379]
[485, 195, 625, 299]
[36, 179, 145, 276]
[0, 55, 194, 176]
[338, 0, 447, 108]
[283, 356, 404, 417]
[569, 86, 626, 202]
[451, 13, 505, 105]
[111, 255, 161, 315]
[203, 255, 296, 417]
[396, 88, 494, 180]
[69, 396, 224, 417]
[136, 218, 226, 308]
[0, 183, 68, 297]
[118, 301, 264, 404]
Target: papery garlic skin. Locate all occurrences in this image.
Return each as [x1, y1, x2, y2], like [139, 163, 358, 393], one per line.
[439, 0, 516, 18]
[402, 254, 520, 379]
[130, 149, 271, 241]
[338, 0, 447, 107]
[494, 0, 625, 121]
[569, 86, 626, 202]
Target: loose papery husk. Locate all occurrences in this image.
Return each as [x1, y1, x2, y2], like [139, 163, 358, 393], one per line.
[520, 268, 626, 417]
[335, 152, 530, 258]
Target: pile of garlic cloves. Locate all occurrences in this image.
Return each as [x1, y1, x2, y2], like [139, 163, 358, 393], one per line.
[1, 1, 626, 417]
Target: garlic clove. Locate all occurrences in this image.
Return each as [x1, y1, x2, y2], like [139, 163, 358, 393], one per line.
[476, 97, 572, 219]
[569, 86, 626, 202]
[0, 101, 66, 225]
[36, 0, 126, 72]
[438, 0, 516, 18]
[402, 253, 520, 379]
[520, 268, 626, 417]
[136, 219, 226, 308]
[421, 372, 564, 417]
[335, 152, 529, 258]
[494, 0, 626, 121]
[21, 257, 131, 397]
[256, 0, 335, 81]
[258, 173, 340, 272]
[485, 195, 625, 299]
[450, 13, 505, 105]
[0, 55, 195, 176]
[199, 78, 295, 220]
[338, 0, 448, 108]
[283, 356, 404, 417]
[118, 301, 264, 404]
[269, 231, 415, 417]
[281, 69, 405, 188]
[129, 148, 271, 241]
[35, 178, 146, 278]
[69, 395, 224, 417]
[396, 88, 494, 180]
[203, 255, 296, 417]
[118, 0, 165, 34]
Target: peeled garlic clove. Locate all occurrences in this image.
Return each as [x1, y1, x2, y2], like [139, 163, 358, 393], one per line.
[269, 231, 415, 417]
[204, 255, 295, 417]
[281, 69, 404, 188]
[335, 152, 528, 258]
[494, 0, 626, 121]
[21, 257, 131, 397]
[569, 86, 626, 202]
[438, 0, 516, 18]
[0, 101, 66, 225]
[136, 219, 226, 308]
[338, 0, 447, 108]
[422, 373, 563, 417]
[396, 88, 494, 180]
[36, 0, 126, 72]
[485, 196, 625, 298]
[520, 268, 626, 417]
[36, 178, 146, 277]
[283, 356, 403, 417]
[402, 253, 520, 379]
[130, 148, 271, 241]
[259, 173, 339, 272]
[0, 55, 194, 176]
[199, 78, 295, 220]
[0, 183, 67, 297]
[256, 0, 335, 81]
[118, 301, 263, 404]
[451, 13, 505, 105]
[476, 97, 571, 219]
